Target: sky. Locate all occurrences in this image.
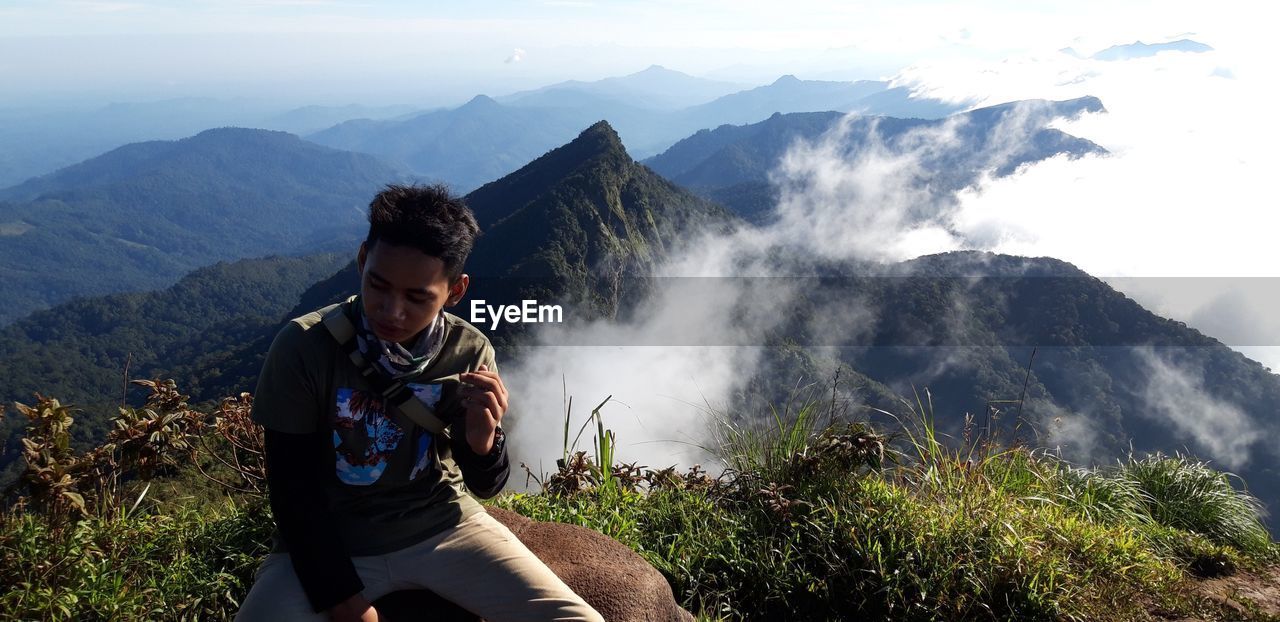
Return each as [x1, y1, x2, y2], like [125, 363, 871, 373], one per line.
[4, 0, 1278, 473]
[0, 0, 1262, 106]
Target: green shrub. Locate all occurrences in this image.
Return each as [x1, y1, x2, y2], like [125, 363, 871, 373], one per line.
[1118, 454, 1272, 556]
[0, 497, 270, 621]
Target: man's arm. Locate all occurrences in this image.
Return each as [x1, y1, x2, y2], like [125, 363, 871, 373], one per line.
[451, 345, 510, 498]
[450, 424, 509, 498]
[264, 428, 366, 612]
[252, 321, 367, 614]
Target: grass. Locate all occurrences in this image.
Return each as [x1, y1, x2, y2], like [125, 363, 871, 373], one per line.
[495, 390, 1278, 621]
[1119, 454, 1273, 556]
[1, 387, 1276, 620]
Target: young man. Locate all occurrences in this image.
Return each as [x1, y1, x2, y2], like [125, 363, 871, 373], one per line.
[236, 185, 603, 621]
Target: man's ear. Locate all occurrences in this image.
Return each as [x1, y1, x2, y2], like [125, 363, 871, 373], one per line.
[446, 274, 470, 306]
[356, 241, 368, 275]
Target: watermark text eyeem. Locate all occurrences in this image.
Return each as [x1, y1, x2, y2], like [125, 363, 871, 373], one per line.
[470, 300, 563, 330]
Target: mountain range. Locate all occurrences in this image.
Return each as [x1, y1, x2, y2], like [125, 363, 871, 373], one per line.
[1061, 39, 1215, 61]
[2, 67, 962, 201]
[308, 73, 964, 192]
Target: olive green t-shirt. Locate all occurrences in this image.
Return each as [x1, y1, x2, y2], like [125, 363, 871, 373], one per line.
[251, 295, 496, 556]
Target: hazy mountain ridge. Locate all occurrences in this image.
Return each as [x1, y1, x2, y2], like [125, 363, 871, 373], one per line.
[0, 128, 403, 325]
[499, 65, 749, 110]
[0, 99, 421, 190]
[308, 94, 601, 190]
[680, 75, 952, 131]
[1061, 39, 1215, 61]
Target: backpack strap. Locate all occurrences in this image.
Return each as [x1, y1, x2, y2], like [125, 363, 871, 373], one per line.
[320, 301, 448, 435]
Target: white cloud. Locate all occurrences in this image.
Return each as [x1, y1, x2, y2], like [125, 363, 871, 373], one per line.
[505, 48, 527, 64]
[884, 42, 1280, 373]
[1135, 347, 1260, 469]
[766, 115, 965, 264]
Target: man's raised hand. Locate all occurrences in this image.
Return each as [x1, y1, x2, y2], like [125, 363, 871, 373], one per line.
[459, 363, 508, 455]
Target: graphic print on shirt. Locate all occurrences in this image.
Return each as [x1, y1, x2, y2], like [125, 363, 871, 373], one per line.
[333, 389, 403, 485]
[406, 383, 443, 481]
[332, 383, 445, 485]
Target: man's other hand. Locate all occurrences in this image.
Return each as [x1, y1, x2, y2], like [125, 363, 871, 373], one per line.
[329, 594, 380, 622]
[459, 363, 508, 455]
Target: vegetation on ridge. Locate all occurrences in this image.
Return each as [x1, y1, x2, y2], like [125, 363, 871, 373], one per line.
[1, 380, 1275, 621]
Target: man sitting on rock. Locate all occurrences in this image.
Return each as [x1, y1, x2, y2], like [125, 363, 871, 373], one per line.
[236, 184, 603, 622]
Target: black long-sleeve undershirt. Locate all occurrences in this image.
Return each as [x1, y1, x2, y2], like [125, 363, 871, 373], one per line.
[264, 427, 363, 612]
[264, 424, 510, 612]
[450, 426, 510, 498]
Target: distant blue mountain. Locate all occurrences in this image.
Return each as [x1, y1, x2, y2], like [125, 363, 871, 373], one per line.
[499, 65, 748, 110]
[0, 98, 273, 189]
[1078, 39, 1214, 61]
[261, 103, 421, 135]
[0, 99, 424, 190]
[681, 75, 963, 122]
[308, 95, 599, 192]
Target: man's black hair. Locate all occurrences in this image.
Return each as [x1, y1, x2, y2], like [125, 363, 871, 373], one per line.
[365, 183, 480, 281]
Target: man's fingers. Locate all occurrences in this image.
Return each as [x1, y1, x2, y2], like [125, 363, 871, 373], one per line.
[467, 390, 503, 423]
[460, 373, 508, 410]
[461, 370, 502, 389]
[461, 387, 504, 421]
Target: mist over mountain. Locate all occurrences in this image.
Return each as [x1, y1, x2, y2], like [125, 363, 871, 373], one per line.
[0, 128, 403, 324]
[814, 251, 1280, 533]
[645, 96, 1106, 222]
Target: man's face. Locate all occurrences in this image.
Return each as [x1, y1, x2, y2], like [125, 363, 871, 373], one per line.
[356, 240, 468, 347]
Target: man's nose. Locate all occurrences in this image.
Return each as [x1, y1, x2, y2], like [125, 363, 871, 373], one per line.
[383, 296, 407, 320]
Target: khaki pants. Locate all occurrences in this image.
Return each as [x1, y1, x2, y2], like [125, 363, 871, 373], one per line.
[236, 511, 604, 621]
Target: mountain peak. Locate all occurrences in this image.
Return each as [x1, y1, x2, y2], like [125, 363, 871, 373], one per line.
[190, 127, 296, 143]
[460, 94, 500, 110]
[772, 74, 801, 86]
[573, 120, 626, 154]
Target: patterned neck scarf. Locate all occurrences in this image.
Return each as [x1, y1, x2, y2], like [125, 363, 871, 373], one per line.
[352, 297, 447, 380]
